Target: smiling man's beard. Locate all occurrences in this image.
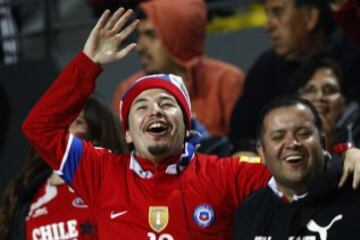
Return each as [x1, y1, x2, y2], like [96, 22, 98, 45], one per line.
[148, 144, 169, 156]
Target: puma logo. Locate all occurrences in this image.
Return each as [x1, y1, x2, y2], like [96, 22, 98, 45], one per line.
[306, 214, 343, 240]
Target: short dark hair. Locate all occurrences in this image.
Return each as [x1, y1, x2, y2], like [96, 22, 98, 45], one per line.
[293, 0, 335, 35]
[293, 56, 344, 94]
[256, 95, 323, 141]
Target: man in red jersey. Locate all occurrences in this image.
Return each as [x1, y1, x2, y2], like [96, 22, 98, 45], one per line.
[22, 7, 360, 240]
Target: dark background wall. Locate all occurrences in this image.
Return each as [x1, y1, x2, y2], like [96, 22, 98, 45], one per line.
[0, 27, 270, 192]
[0, 59, 59, 192]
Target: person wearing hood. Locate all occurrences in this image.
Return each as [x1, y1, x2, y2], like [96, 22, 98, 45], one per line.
[112, 0, 245, 136]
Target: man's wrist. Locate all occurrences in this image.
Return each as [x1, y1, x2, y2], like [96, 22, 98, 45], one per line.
[331, 142, 354, 155]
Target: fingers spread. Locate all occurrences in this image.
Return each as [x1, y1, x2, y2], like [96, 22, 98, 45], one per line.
[338, 161, 354, 188]
[112, 9, 134, 34]
[116, 43, 137, 60]
[104, 7, 125, 30]
[338, 169, 349, 188]
[353, 164, 360, 189]
[116, 19, 140, 42]
[94, 9, 111, 31]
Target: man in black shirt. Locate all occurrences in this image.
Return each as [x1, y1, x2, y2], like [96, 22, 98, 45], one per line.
[233, 96, 360, 240]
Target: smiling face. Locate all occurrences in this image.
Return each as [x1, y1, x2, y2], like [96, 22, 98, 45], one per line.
[298, 67, 345, 126]
[125, 88, 186, 163]
[258, 104, 325, 196]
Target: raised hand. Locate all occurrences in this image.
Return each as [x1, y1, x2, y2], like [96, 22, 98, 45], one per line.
[338, 148, 360, 189]
[83, 8, 139, 65]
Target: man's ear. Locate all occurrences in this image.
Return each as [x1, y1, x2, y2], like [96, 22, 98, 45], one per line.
[304, 7, 320, 32]
[125, 130, 133, 144]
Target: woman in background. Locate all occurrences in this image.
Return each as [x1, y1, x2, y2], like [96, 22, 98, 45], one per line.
[296, 57, 360, 150]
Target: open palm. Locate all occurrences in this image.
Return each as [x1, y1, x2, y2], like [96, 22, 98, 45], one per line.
[83, 8, 139, 65]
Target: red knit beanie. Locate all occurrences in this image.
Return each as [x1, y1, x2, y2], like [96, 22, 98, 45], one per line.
[120, 74, 192, 130]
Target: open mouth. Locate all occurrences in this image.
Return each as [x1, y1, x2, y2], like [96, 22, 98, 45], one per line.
[284, 155, 303, 163]
[283, 154, 306, 167]
[145, 122, 169, 136]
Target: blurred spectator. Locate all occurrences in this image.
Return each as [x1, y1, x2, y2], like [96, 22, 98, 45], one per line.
[329, 0, 360, 46]
[113, 0, 245, 136]
[229, 0, 360, 147]
[0, 0, 19, 65]
[296, 57, 360, 149]
[0, 94, 127, 239]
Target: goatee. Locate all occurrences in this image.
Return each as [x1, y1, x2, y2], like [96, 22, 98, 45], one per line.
[148, 144, 168, 156]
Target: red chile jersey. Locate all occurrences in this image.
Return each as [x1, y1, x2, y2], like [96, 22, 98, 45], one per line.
[26, 181, 97, 240]
[22, 52, 271, 240]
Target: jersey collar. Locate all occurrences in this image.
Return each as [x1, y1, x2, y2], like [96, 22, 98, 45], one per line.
[268, 177, 308, 202]
[129, 142, 195, 179]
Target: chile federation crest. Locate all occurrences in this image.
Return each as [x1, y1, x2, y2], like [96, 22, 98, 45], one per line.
[193, 204, 215, 228]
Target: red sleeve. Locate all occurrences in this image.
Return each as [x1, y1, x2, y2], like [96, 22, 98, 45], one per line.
[332, 0, 360, 46]
[22, 52, 108, 206]
[221, 158, 270, 207]
[203, 155, 270, 208]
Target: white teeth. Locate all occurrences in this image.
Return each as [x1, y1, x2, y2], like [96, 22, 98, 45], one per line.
[285, 155, 302, 162]
[149, 123, 162, 129]
[148, 122, 167, 131]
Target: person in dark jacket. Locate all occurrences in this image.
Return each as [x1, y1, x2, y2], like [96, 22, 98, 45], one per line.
[229, 0, 360, 146]
[233, 96, 360, 240]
